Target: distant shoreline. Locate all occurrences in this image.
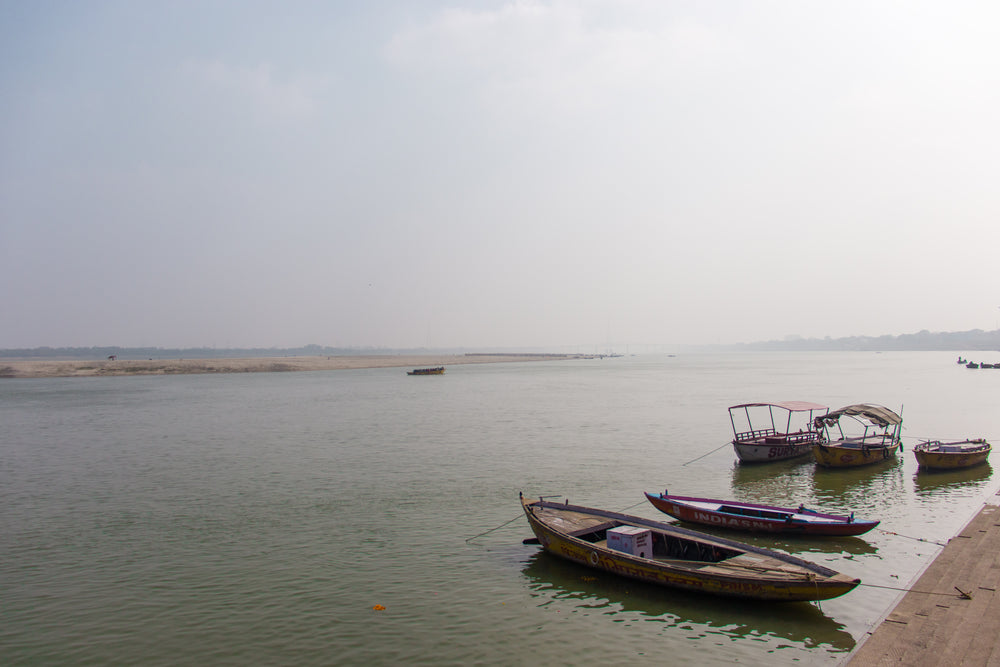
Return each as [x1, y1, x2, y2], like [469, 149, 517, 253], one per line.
[0, 354, 596, 379]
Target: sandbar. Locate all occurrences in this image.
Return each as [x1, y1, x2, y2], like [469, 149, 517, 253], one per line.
[0, 354, 595, 379]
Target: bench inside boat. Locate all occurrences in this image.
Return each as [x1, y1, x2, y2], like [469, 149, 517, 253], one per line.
[568, 521, 742, 563]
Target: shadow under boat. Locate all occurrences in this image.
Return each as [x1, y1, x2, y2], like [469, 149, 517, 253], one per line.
[643, 516, 879, 557]
[520, 550, 856, 653]
[914, 462, 993, 495]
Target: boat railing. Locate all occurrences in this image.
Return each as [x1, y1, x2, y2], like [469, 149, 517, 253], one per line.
[842, 434, 898, 447]
[734, 428, 775, 442]
[785, 430, 822, 444]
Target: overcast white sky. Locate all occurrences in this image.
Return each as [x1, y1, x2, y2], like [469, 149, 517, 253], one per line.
[2, 1, 999, 350]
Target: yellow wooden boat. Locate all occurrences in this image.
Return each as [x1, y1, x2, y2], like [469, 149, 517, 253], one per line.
[520, 494, 859, 602]
[914, 439, 991, 470]
[812, 404, 903, 468]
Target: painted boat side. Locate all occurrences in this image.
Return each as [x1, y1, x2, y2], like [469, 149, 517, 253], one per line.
[733, 440, 814, 463]
[812, 441, 901, 468]
[644, 493, 878, 536]
[915, 450, 990, 470]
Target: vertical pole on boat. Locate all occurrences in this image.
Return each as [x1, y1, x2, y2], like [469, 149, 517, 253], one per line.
[897, 404, 904, 446]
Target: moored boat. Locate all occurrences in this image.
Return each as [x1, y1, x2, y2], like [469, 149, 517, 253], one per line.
[914, 438, 991, 470]
[520, 493, 860, 601]
[644, 491, 879, 536]
[729, 401, 829, 463]
[407, 366, 445, 375]
[812, 404, 903, 468]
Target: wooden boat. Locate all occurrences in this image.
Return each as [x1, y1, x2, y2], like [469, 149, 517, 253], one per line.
[812, 404, 903, 468]
[406, 366, 445, 375]
[914, 439, 991, 470]
[520, 494, 860, 601]
[729, 401, 828, 463]
[644, 491, 879, 536]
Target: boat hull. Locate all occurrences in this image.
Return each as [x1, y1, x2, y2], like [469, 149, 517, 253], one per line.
[914, 440, 991, 470]
[915, 450, 989, 470]
[644, 493, 878, 537]
[733, 440, 814, 463]
[812, 441, 901, 468]
[521, 496, 859, 602]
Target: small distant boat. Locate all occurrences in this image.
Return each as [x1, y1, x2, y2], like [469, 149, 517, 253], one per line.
[644, 491, 879, 537]
[406, 367, 445, 375]
[729, 401, 828, 463]
[967, 362, 980, 369]
[914, 439, 992, 470]
[957, 356, 967, 364]
[520, 494, 860, 601]
[812, 404, 903, 468]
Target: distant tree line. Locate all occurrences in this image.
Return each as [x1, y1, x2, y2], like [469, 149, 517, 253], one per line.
[2, 329, 998, 359]
[735, 329, 1000, 352]
[0, 344, 405, 360]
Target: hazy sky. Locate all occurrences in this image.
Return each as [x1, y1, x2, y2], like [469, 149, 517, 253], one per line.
[3, 1, 999, 350]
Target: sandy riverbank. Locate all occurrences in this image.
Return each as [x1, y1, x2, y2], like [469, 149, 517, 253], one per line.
[0, 354, 596, 379]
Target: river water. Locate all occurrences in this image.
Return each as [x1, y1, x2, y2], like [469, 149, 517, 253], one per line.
[2, 352, 997, 665]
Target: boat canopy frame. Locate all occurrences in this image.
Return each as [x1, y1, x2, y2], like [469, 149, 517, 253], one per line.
[728, 401, 828, 442]
[813, 403, 903, 443]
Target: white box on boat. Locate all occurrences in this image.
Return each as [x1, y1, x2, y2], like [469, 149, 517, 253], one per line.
[607, 525, 651, 558]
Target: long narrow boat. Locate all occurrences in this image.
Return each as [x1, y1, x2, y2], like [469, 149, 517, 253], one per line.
[644, 491, 879, 536]
[520, 494, 860, 601]
[728, 401, 829, 463]
[406, 366, 445, 375]
[812, 404, 903, 468]
[914, 439, 991, 470]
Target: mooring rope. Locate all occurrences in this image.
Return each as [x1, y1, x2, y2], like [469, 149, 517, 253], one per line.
[468, 496, 650, 543]
[878, 529, 947, 547]
[858, 581, 970, 598]
[682, 441, 732, 466]
[616, 499, 647, 513]
[465, 513, 525, 543]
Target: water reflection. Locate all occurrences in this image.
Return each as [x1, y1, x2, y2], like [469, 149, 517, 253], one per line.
[730, 457, 816, 500]
[642, 516, 879, 558]
[726, 460, 885, 545]
[810, 463, 908, 515]
[723, 460, 812, 518]
[520, 551, 856, 653]
[913, 463, 993, 496]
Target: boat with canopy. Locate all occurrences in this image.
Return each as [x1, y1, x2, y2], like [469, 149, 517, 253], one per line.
[729, 401, 829, 463]
[812, 404, 903, 468]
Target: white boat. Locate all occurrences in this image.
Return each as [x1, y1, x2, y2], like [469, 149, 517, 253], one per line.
[729, 401, 829, 463]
